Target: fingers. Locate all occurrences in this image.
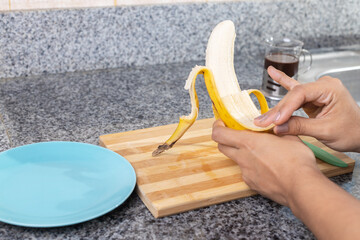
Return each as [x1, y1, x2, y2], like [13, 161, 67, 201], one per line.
[254, 108, 281, 126]
[274, 116, 323, 137]
[212, 119, 256, 149]
[217, 143, 245, 166]
[212, 119, 240, 148]
[274, 82, 329, 126]
[255, 67, 321, 128]
[213, 120, 255, 168]
[213, 119, 225, 128]
[255, 81, 328, 127]
[267, 66, 299, 90]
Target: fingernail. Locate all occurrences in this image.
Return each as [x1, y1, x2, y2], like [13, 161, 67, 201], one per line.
[274, 112, 281, 122]
[255, 113, 268, 122]
[275, 123, 288, 134]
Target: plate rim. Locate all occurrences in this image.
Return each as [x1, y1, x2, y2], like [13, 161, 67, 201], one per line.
[0, 141, 136, 228]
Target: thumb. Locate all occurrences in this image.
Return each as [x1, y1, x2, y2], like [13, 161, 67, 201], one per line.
[274, 116, 322, 137]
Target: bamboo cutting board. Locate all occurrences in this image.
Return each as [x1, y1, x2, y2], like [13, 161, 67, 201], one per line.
[99, 118, 355, 218]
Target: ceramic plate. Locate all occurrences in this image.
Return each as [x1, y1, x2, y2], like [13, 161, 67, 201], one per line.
[0, 142, 136, 227]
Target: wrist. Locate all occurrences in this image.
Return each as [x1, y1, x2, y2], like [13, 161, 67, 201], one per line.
[286, 166, 325, 218]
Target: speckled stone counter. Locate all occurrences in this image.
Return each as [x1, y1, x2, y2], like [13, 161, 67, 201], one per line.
[0, 120, 11, 152]
[0, 58, 359, 239]
[1, 0, 360, 79]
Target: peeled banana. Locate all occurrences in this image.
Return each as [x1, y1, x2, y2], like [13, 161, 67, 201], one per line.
[152, 20, 273, 157]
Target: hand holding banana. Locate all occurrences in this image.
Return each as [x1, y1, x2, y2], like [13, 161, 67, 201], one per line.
[211, 66, 360, 240]
[152, 19, 360, 161]
[149, 19, 360, 240]
[255, 66, 360, 153]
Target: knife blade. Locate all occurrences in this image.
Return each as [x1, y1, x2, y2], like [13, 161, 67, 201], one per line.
[302, 140, 348, 168]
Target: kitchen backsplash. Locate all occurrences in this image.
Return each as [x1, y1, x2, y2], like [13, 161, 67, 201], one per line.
[0, 0, 359, 79]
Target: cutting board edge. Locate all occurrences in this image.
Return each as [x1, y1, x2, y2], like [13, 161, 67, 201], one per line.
[139, 161, 355, 218]
[136, 186, 160, 218]
[148, 188, 258, 218]
[99, 137, 106, 148]
[321, 161, 355, 178]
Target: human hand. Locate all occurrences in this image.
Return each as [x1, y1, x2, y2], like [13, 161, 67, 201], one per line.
[212, 119, 319, 206]
[255, 66, 360, 152]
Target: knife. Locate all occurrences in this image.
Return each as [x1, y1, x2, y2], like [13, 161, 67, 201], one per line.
[301, 140, 348, 168]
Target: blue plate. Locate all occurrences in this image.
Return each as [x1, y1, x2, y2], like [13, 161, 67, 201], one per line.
[0, 142, 136, 227]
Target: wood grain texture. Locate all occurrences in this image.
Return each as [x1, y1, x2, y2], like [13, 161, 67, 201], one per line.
[99, 118, 355, 218]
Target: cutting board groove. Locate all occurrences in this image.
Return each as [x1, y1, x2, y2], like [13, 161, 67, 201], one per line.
[99, 118, 355, 218]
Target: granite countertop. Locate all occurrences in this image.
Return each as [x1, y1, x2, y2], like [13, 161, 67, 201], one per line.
[0, 60, 359, 239]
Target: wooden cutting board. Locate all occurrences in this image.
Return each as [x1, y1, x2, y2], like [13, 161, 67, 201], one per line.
[99, 118, 355, 218]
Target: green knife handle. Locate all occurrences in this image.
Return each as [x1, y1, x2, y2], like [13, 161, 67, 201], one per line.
[301, 140, 348, 168]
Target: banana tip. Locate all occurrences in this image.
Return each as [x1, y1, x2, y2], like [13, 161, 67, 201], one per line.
[152, 144, 172, 157]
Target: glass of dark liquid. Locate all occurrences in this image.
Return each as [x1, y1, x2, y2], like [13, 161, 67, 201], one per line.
[261, 37, 312, 100]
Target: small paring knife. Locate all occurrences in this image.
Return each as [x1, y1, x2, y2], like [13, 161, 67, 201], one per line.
[302, 140, 348, 168]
